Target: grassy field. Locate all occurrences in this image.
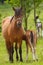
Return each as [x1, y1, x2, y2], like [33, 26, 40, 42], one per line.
[0, 3, 43, 65]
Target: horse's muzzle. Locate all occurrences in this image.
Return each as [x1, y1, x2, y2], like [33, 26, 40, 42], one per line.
[17, 22, 22, 28]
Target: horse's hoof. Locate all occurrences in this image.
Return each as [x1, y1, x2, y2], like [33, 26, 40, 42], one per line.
[20, 59, 23, 62]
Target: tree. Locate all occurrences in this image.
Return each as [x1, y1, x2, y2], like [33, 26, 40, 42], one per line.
[33, 0, 43, 26]
[1, 0, 43, 30]
[20, 0, 43, 30]
[20, 0, 33, 30]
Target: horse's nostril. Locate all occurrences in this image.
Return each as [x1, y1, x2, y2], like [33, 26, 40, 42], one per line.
[19, 23, 21, 25]
[17, 22, 22, 28]
[18, 22, 21, 26]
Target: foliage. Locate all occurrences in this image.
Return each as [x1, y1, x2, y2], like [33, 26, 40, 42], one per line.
[0, 0, 43, 31]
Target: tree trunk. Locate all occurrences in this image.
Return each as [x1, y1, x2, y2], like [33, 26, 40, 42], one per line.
[24, 6, 27, 31]
[20, 0, 27, 30]
[33, 0, 36, 26]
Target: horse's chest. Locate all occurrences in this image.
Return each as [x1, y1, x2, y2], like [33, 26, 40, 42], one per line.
[10, 30, 23, 41]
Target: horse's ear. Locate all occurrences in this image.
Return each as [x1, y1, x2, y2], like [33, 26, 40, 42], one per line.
[12, 7, 15, 11]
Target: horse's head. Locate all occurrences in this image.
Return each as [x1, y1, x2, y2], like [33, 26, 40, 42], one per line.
[12, 7, 23, 29]
[14, 18, 22, 29]
[13, 7, 23, 18]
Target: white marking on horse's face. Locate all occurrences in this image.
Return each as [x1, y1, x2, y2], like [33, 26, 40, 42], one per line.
[16, 19, 22, 28]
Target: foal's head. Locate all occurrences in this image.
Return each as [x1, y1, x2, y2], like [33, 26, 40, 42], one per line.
[13, 7, 23, 29]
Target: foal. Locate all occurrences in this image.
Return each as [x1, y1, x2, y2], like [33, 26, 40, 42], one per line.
[36, 22, 42, 37]
[35, 16, 42, 37]
[2, 7, 25, 63]
[26, 30, 38, 61]
[15, 30, 38, 61]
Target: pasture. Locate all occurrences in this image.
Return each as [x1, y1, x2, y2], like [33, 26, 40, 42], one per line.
[0, 3, 43, 65]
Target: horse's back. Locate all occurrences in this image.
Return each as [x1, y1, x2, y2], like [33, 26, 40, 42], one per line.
[2, 16, 12, 26]
[26, 30, 37, 43]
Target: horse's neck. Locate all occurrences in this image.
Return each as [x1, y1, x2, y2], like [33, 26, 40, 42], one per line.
[10, 18, 18, 32]
[10, 16, 24, 34]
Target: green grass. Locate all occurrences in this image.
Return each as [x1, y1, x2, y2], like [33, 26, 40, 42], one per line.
[0, 32, 43, 65]
[0, 3, 43, 65]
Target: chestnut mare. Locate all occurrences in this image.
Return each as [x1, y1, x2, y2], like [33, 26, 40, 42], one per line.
[15, 30, 38, 61]
[2, 7, 25, 63]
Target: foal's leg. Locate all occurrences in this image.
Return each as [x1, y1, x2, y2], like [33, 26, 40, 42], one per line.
[15, 43, 19, 61]
[30, 46, 36, 61]
[31, 45, 37, 61]
[28, 40, 36, 61]
[33, 39, 38, 61]
[31, 38, 38, 61]
[19, 41, 23, 62]
[26, 38, 35, 61]
[33, 46, 38, 61]
[6, 41, 14, 63]
[26, 41, 28, 61]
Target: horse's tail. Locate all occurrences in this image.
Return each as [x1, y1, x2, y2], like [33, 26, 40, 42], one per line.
[30, 31, 34, 44]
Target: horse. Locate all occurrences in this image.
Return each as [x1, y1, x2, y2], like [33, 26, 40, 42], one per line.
[35, 16, 42, 37]
[2, 7, 25, 63]
[36, 22, 42, 37]
[15, 30, 38, 61]
[25, 30, 38, 61]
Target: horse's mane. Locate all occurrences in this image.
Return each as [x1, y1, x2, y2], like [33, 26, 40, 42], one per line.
[10, 16, 14, 23]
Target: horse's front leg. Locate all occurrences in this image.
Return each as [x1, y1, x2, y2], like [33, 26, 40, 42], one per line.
[15, 42, 19, 61]
[6, 41, 14, 63]
[19, 41, 23, 62]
